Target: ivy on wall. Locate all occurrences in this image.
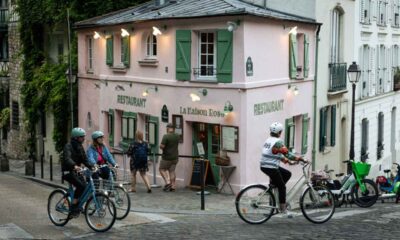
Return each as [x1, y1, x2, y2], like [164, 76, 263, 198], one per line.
[16, 0, 147, 153]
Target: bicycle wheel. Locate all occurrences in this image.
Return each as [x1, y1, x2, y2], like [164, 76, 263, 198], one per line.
[85, 192, 116, 232]
[48, 189, 71, 227]
[111, 186, 131, 220]
[235, 184, 275, 224]
[300, 185, 335, 224]
[352, 179, 379, 208]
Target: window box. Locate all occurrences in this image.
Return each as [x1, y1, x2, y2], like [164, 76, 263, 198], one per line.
[138, 59, 159, 67]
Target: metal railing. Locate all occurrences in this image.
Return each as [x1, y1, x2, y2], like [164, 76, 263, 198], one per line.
[193, 67, 216, 77]
[328, 62, 347, 92]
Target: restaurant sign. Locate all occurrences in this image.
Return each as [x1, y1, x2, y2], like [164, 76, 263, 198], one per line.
[117, 95, 147, 108]
[180, 107, 225, 118]
[254, 99, 284, 116]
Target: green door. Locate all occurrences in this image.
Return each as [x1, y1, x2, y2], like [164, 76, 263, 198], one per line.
[192, 123, 220, 185]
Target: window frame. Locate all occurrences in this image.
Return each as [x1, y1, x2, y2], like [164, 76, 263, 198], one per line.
[361, 118, 369, 161]
[377, 112, 384, 160]
[195, 31, 217, 81]
[146, 34, 157, 59]
[87, 36, 94, 71]
[121, 112, 136, 143]
[319, 105, 336, 152]
[377, 0, 388, 26]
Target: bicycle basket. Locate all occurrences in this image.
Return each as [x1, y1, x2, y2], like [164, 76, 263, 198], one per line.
[351, 161, 371, 178]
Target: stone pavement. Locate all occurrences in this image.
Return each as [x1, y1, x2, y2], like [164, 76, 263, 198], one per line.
[6, 159, 237, 215]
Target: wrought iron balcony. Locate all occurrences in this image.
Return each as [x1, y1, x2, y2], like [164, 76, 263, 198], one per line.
[328, 62, 347, 92]
[193, 67, 216, 77]
[0, 60, 9, 77]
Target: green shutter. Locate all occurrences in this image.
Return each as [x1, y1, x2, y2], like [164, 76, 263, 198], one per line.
[122, 36, 130, 67]
[289, 33, 297, 79]
[106, 36, 114, 66]
[304, 34, 309, 78]
[176, 30, 191, 81]
[301, 113, 309, 154]
[330, 105, 336, 146]
[285, 117, 295, 151]
[217, 30, 233, 83]
[319, 108, 327, 151]
[109, 109, 114, 147]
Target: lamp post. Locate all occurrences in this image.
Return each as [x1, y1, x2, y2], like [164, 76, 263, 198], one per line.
[347, 62, 361, 164]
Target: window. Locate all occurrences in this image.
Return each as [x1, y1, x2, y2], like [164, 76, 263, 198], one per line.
[196, 32, 216, 79]
[289, 33, 309, 79]
[106, 35, 113, 66]
[360, 0, 372, 24]
[121, 36, 130, 67]
[11, 101, 18, 130]
[393, 0, 400, 27]
[361, 118, 369, 161]
[87, 36, 93, 71]
[319, 105, 336, 152]
[121, 112, 136, 142]
[330, 8, 342, 64]
[146, 34, 157, 58]
[377, 112, 384, 159]
[378, 0, 388, 26]
[145, 115, 159, 148]
[377, 44, 386, 94]
[285, 114, 309, 154]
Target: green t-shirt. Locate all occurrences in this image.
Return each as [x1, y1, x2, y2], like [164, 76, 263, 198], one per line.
[161, 133, 180, 160]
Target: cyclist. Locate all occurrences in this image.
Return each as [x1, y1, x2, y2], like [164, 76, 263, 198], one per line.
[62, 127, 93, 217]
[260, 122, 305, 218]
[87, 131, 117, 187]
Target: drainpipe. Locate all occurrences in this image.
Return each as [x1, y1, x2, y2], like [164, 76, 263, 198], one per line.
[312, 24, 321, 171]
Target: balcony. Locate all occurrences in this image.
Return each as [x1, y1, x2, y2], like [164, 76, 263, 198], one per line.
[0, 61, 9, 77]
[328, 63, 347, 93]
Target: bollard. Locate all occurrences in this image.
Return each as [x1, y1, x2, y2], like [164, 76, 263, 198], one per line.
[200, 156, 205, 210]
[0, 153, 9, 172]
[50, 155, 53, 181]
[151, 152, 161, 188]
[41, 155, 44, 179]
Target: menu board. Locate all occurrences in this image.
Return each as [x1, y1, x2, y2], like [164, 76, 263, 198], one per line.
[221, 125, 239, 152]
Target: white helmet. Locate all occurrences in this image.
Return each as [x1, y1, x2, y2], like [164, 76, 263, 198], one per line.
[270, 122, 283, 134]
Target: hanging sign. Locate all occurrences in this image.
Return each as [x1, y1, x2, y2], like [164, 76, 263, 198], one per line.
[246, 57, 253, 76]
[161, 105, 169, 123]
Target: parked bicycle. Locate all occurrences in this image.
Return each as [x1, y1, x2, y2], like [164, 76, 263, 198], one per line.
[95, 164, 131, 220]
[47, 167, 117, 232]
[376, 163, 400, 203]
[314, 160, 378, 208]
[236, 160, 335, 224]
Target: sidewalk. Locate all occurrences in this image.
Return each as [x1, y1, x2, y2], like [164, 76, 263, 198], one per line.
[6, 159, 237, 215]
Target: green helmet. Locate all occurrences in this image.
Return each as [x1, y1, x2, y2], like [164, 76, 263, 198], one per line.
[92, 130, 104, 140]
[71, 127, 86, 138]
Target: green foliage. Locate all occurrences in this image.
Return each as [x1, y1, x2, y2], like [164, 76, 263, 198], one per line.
[0, 107, 10, 129]
[17, 0, 147, 153]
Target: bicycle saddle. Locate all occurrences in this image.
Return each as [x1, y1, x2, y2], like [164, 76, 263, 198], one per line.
[384, 169, 391, 173]
[335, 173, 344, 177]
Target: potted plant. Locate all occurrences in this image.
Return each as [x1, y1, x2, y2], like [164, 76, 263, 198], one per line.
[394, 67, 400, 91]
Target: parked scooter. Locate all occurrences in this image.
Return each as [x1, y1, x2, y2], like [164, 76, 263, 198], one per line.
[376, 163, 400, 203]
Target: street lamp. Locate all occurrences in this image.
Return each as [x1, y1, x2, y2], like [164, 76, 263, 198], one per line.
[347, 61, 361, 164]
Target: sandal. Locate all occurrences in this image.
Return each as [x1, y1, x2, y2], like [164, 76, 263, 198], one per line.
[169, 188, 176, 192]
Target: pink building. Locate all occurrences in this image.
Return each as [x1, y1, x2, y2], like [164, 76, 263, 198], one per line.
[76, 0, 319, 191]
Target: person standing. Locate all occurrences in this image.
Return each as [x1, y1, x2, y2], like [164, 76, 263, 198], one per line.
[127, 131, 151, 193]
[159, 123, 180, 192]
[62, 127, 93, 217]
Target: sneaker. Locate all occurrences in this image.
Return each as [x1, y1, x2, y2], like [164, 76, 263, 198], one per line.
[70, 205, 81, 218]
[147, 189, 152, 193]
[280, 209, 294, 219]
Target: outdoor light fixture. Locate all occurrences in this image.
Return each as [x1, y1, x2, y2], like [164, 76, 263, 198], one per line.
[347, 61, 361, 84]
[284, 25, 298, 35]
[347, 61, 361, 164]
[227, 21, 239, 32]
[93, 31, 101, 39]
[223, 101, 234, 116]
[121, 28, 130, 37]
[288, 84, 299, 96]
[190, 89, 207, 102]
[142, 86, 158, 97]
[153, 26, 162, 36]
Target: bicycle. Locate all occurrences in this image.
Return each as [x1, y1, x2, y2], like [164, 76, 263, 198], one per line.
[376, 163, 400, 203]
[235, 160, 335, 224]
[95, 164, 131, 220]
[47, 167, 117, 232]
[316, 160, 378, 208]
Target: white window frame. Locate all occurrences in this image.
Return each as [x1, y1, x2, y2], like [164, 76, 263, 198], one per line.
[87, 36, 93, 71]
[361, 0, 372, 24]
[330, 8, 341, 63]
[378, 0, 388, 26]
[377, 44, 386, 94]
[196, 31, 217, 81]
[146, 34, 157, 59]
[393, 0, 400, 27]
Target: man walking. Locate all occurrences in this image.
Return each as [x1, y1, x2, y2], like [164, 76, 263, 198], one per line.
[159, 123, 180, 192]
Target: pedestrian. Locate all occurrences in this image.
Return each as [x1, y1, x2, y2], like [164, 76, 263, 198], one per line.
[159, 123, 180, 192]
[86, 131, 117, 188]
[127, 131, 151, 193]
[62, 127, 93, 217]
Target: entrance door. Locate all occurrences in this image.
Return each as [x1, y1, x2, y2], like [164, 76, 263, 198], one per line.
[391, 107, 397, 164]
[192, 123, 221, 184]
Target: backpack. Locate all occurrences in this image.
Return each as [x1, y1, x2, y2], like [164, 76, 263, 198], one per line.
[132, 142, 148, 163]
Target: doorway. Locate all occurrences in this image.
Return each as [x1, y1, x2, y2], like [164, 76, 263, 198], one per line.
[192, 122, 221, 184]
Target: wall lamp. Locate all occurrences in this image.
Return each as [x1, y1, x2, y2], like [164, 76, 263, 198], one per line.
[93, 31, 101, 39]
[115, 82, 132, 91]
[121, 28, 130, 37]
[223, 101, 234, 116]
[227, 20, 240, 32]
[283, 25, 298, 35]
[190, 88, 207, 102]
[288, 84, 299, 96]
[142, 86, 158, 97]
[153, 25, 167, 36]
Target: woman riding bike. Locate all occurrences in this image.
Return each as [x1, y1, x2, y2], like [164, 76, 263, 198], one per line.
[260, 122, 305, 218]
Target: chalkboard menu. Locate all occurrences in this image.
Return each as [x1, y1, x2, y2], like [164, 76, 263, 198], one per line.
[189, 159, 211, 189]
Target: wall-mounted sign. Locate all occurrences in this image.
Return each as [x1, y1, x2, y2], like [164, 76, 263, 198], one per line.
[179, 106, 224, 118]
[221, 125, 239, 152]
[254, 99, 284, 116]
[117, 95, 147, 108]
[172, 114, 184, 143]
[161, 105, 169, 123]
[246, 57, 253, 76]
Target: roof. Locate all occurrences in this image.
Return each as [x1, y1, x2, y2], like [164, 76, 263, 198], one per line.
[75, 0, 317, 29]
